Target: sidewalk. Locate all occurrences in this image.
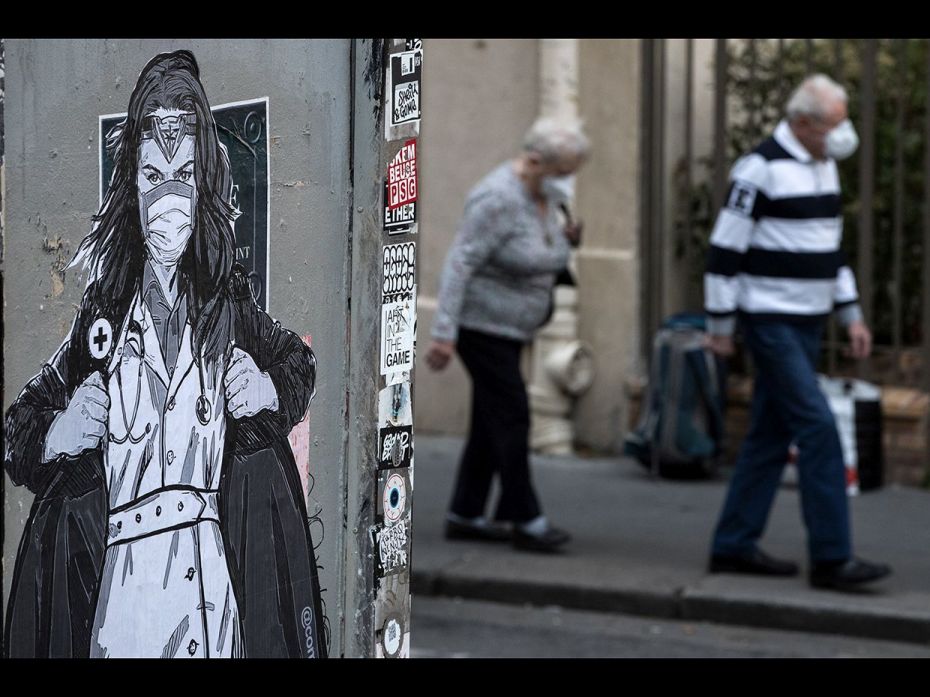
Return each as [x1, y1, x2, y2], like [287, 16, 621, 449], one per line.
[411, 435, 930, 646]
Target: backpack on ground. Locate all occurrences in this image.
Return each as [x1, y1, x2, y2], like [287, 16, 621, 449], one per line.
[623, 313, 726, 479]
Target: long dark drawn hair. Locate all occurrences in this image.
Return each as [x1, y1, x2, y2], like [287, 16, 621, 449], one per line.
[73, 50, 238, 368]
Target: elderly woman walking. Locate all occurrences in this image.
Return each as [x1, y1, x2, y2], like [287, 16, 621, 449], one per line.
[426, 117, 590, 553]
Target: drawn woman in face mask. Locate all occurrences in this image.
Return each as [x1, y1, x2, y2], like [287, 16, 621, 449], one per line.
[4, 50, 327, 659]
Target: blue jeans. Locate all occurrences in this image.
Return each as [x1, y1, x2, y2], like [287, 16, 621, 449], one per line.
[711, 319, 851, 563]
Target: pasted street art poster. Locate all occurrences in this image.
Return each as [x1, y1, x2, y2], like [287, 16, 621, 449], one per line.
[383, 140, 418, 236]
[380, 292, 416, 384]
[380, 240, 416, 386]
[378, 382, 413, 471]
[384, 42, 422, 142]
[3, 50, 327, 659]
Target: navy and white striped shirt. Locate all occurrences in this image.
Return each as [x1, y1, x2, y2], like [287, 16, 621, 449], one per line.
[704, 119, 863, 336]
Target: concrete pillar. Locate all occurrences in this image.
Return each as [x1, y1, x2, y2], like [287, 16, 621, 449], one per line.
[573, 39, 644, 453]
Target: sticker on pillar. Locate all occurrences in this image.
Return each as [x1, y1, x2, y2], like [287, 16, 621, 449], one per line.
[383, 140, 418, 235]
[377, 382, 413, 515]
[379, 382, 413, 429]
[384, 49, 422, 141]
[374, 577, 411, 659]
[7, 49, 327, 659]
[379, 470, 410, 524]
[405, 39, 422, 51]
[102, 97, 271, 310]
[379, 425, 413, 470]
[371, 514, 411, 580]
[380, 288, 416, 382]
[382, 242, 416, 302]
[376, 613, 407, 659]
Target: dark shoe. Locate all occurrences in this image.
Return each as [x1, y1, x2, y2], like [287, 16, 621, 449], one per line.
[512, 526, 571, 553]
[709, 548, 800, 577]
[444, 519, 512, 542]
[809, 558, 892, 591]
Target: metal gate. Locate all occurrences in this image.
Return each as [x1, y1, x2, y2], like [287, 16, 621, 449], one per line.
[640, 38, 930, 395]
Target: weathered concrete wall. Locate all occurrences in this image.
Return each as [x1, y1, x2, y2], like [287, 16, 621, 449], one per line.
[2, 39, 354, 653]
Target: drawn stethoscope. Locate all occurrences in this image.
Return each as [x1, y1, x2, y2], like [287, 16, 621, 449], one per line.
[107, 312, 213, 446]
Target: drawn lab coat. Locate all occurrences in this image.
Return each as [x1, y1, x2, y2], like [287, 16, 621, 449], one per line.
[90, 290, 242, 658]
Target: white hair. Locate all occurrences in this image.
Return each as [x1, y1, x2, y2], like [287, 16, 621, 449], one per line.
[786, 74, 848, 121]
[522, 117, 591, 163]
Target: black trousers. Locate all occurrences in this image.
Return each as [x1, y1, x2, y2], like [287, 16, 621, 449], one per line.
[449, 328, 542, 523]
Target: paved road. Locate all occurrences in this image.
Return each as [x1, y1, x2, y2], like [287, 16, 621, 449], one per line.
[410, 596, 930, 658]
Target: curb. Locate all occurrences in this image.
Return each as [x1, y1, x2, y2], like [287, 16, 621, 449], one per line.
[411, 571, 930, 647]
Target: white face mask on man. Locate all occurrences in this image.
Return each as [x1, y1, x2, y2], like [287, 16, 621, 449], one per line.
[541, 173, 576, 203]
[825, 119, 859, 160]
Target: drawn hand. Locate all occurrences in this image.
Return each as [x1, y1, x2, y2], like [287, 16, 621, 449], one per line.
[224, 347, 279, 419]
[44, 371, 110, 461]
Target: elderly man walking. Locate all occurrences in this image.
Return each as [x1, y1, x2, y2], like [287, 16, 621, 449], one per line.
[704, 74, 891, 591]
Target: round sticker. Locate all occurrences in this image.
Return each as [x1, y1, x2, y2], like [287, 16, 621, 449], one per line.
[382, 473, 407, 523]
[89, 318, 113, 360]
[382, 616, 403, 657]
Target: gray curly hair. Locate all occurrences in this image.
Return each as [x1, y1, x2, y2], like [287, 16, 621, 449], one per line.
[522, 116, 591, 163]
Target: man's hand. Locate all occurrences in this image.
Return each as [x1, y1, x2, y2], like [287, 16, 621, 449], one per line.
[846, 320, 872, 360]
[425, 340, 455, 371]
[706, 334, 736, 358]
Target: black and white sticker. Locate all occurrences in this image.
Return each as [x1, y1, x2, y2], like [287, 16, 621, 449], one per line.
[371, 515, 410, 579]
[379, 425, 413, 470]
[380, 614, 405, 658]
[382, 242, 416, 301]
[384, 49, 422, 141]
[380, 289, 416, 380]
[382, 473, 407, 523]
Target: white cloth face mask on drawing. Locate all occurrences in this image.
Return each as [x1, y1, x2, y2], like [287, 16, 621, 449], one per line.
[137, 120, 197, 266]
[142, 185, 194, 265]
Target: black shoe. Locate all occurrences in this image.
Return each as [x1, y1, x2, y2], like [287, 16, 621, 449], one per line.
[444, 519, 512, 542]
[512, 526, 571, 553]
[709, 548, 800, 577]
[809, 558, 892, 591]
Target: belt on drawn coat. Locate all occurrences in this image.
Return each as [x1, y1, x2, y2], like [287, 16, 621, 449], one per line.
[106, 487, 220, 547]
